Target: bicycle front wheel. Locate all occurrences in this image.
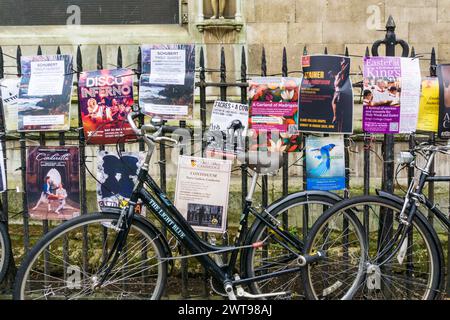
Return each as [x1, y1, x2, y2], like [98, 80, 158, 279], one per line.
[302, 196, 441, 300]
[14, 213, 168, 300]
[0, 222, 11, 284]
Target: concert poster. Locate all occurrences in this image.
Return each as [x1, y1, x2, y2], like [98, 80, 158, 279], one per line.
[78, 68, 136, 145]
[417, 77, 439, 133]
[248, 77, 302, 153]
[18, 54, 74, 132]
[26, 146, 80, 220]
[0, 78, 20, 132]
[298, 55, 353, 134]
[437, 64, 450, 139]
[139, 44, 195, 120]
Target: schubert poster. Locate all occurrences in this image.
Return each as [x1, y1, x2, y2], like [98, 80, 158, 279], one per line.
[362, 57, 421, 134]
[174, 156, 232, 233]
[18, 54, 73, 132]
[139, 44, 195, 120]
[78, 68, 136, 144]
[298, 55, 353, 134]
[26, 146, 80, 220]
[437, 64, 450, 139]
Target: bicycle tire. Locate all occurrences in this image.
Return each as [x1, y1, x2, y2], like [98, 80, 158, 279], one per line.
[0, 222, 11, 285]
[13, 212, 168, 300]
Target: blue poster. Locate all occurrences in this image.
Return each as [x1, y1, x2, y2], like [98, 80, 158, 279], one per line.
[305, 135, 345, 191]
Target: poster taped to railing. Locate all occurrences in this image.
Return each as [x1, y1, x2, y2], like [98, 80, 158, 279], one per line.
[78, 68, 136, 144]
[362, 56, 421, 134]
[248, 77, 302, 152]
[140, 44, 195, 120]
[206, 100, 249, 158]
[0, 77, 20, 132]
[437, 64, 450, 139]
[417, 77, 439, 133]
[96, 151, 145, 215]
[174, 156, 232, 233]
[298, 55, 353, 134]
[26, 146, 80, 220]
[17, 55, 73, 132]
[305, 135, 345, 191]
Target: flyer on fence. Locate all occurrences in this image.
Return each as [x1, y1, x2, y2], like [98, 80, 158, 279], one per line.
[78, 68, 136, 144]
[139, 44, 195, 120]
[0, 78, 20, 132]
[437, 64, 450, 139]
[305, 135, 345, 191]
[298, 55, 353, 134]
[0, 144, 6, 193]
[174, 156, 232, 233]
[248, 77, 302, 152]
[26, 146, 80, 220]
[417, 77, 439, 133]
[206, 100, 249, 158]
[362, 56, 421, 134]
[17, 54, 74, 132]
[96, 151, 145, 215]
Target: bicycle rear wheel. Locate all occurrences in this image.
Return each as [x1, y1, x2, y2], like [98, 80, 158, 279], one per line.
[0, 222, 11, 284]
[14, 213, 167, 300]
[302, 196, 441, 300]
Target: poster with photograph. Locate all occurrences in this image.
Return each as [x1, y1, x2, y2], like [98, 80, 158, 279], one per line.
[248, 77, 302, 152]
[18, 55, 73, 132]
[0, 78, 20, 132]
[174, 156, 232, 233]
[417, 77, 439, 133]
[298, 55, 353, 134]
[305, 135, 345, 191]
[206, 100, 249, 158]
[437, 64, 450, 139]
[362, 57, 421, 134]
[96, 151, 145, 214]
[26, 146, 80, 220]
[78, 68, 135, 145]
[139, 44, 195, 120]
[0, 144, 6, 193]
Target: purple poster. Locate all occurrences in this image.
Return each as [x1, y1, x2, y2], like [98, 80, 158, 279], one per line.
[362, 57, 401, 134]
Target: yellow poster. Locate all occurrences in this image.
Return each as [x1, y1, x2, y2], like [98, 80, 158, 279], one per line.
[417, 77, 439, 132]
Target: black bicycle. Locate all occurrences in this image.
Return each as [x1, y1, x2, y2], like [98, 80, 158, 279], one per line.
[13, 106, 347, 300]
[0, 219, 11, 285]
[301, 141, 450, 300]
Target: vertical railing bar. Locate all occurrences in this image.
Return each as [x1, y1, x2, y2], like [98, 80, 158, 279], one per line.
[363, 46, 371, 235]
[281, 47, 289, 230]
[260, 47, 268, 208]
[240, 46, 248, 212]
[117, 46, 125, 153]
[301, 45, 308, 239]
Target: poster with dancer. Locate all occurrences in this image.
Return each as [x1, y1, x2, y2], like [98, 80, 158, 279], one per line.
[139, 44, 195, 120]
[78, 68, 135, 145]
[248, 77, 302, 152]
[298, 55, 353, 134]
[305, 135, 345, 191]
[206, 100, 249, 158]
[96, 151, 145, 214]
[417, 77, 439, 133]
[26, 146, 80, 220]
[0, 78, 20, 132]
[362, 57, 421, 134]
[0, 144, 6, 193]
[437, 64, 450, 139]
[18, 54, 74, 132]
[174, 156, 232, 233]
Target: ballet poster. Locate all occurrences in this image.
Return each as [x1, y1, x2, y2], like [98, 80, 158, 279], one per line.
[298, 55, 353, 134]
[17, 55, 73, 132]
[96, 151, 145, 214]
[437, 64, 450, 139]
[248, 77, 302, 152]
[78, 68, 135, 145]
[26, 146, 80, 220]
[139, 44, 195, 120]
[305, 135, 345, 191]
[362, 57, 421, 134]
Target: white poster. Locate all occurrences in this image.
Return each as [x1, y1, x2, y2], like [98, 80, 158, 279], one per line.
[399, 58, 422, 133]
[0, 144, 6, 193]
[0, 78, 20, 132]
[149, 49, 186, 85]
[174, 156, 232, 233]
[27, 60, 65, 96]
